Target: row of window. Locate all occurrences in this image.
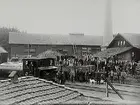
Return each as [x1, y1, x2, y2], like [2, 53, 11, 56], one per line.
[82, 47, 91, 51]
[118, 41, 126, 46]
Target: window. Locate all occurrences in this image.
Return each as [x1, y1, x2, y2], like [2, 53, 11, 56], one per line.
[24, 49, 36, 53]
[50, 60, 53, 66]
[121, 41, 123, 46]
[132, 52, 135, 57]
[118, 41, 120, 46]
[123, 41, 125, 45]
[82, 47, 87, 50]
[88, 47, 91, 52]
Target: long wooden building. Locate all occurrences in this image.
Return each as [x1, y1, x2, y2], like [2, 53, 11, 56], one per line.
[8, 32, 103, 58]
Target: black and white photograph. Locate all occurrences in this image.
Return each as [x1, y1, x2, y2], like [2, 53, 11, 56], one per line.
[0, 0, 140, 104]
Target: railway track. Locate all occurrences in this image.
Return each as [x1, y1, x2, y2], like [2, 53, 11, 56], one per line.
[65, 82, 140, 98]
[112, 83, 140, 88]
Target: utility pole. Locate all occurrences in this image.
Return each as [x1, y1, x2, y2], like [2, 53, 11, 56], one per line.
[106, 78, 109, 97]
[28, 44, 30, 57]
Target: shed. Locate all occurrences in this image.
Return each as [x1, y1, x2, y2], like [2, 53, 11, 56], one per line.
[0, 46, 8, 63]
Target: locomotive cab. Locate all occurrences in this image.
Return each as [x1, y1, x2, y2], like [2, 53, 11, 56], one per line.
[23, 57, 39, 77]
[23, 57, 58, 81]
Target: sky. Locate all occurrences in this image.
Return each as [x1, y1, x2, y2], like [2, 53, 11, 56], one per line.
[0, 0, 140, 36]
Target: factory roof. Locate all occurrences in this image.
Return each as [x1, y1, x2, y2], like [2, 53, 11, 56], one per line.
[9, 32, 103, 46]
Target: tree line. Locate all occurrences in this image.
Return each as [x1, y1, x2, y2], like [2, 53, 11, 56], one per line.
[0, 27, 26, 54]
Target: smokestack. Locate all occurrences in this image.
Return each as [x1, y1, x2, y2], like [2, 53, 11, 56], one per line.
[102, 0, 113, 50]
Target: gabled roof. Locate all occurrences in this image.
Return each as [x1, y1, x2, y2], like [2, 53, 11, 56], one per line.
[9, 32, 103, 46]
[120, 33, 140, 48]
[0, 76, 103, 104]
[0, 46, 8, 53]
[93, 47, 132, 58]
[108, 33, 140, 49]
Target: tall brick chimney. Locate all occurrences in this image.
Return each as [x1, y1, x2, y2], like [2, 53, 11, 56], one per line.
[102, 0, 113, 50]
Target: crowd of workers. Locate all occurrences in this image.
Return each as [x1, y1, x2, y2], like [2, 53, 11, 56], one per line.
[56, 55, 138, 85]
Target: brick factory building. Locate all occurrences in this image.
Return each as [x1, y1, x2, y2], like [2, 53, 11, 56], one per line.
[8, 32, 103, 58]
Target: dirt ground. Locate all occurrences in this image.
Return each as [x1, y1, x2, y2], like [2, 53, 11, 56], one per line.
[65, 81, 140, 105]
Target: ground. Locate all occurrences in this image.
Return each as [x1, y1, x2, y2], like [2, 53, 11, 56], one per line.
[65, 81, 140, 104]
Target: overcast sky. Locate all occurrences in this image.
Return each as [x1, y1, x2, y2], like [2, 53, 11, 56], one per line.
[0, 0, 140, 36]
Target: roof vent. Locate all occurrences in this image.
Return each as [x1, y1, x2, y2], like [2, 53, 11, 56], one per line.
[69, 33, 84, 36]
